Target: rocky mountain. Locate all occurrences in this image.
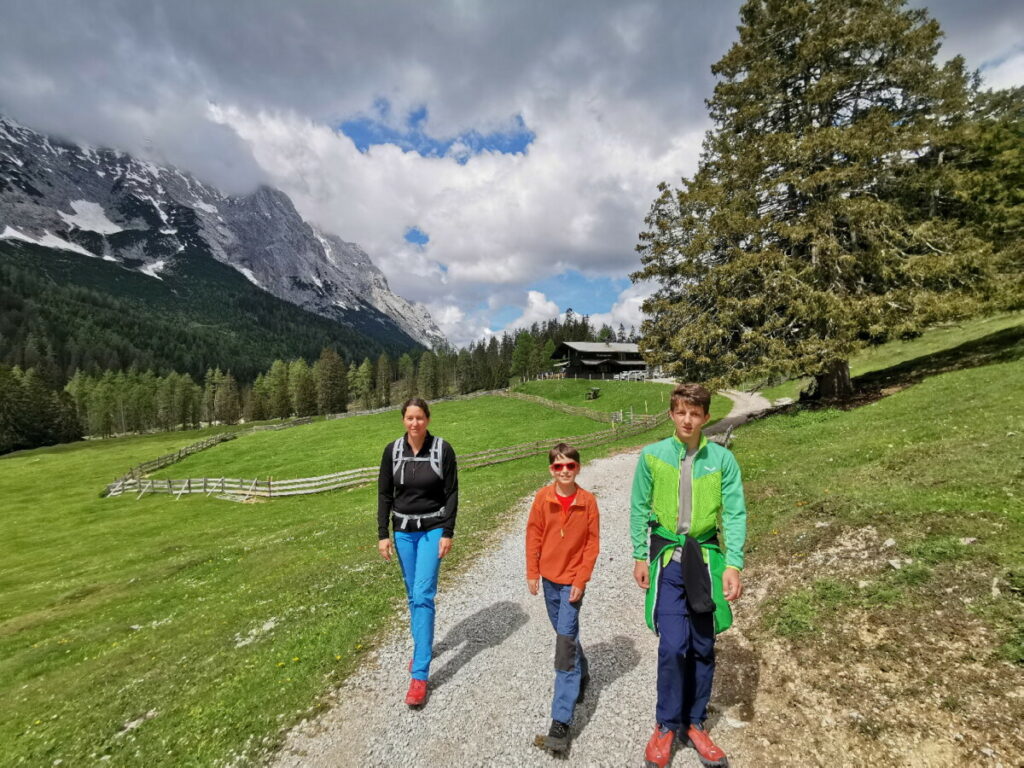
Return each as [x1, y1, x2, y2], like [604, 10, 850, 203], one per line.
[0, 115, 446, 349]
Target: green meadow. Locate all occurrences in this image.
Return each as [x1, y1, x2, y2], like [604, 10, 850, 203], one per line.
[2, 320, 1020, 766]
[742, 352, 1024, 663]
[0, 395, 666, 767]
[149, 395, 610, 481]
[511, 378, 731, 422]
[759, 310, 1024, 402]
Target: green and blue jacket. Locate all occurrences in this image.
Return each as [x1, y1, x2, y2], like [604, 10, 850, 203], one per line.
[630, 433, 747, 569]
[631, 433, 747, 634]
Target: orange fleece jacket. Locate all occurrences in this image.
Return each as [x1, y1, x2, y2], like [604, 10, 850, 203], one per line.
[525, 483, 600, 589]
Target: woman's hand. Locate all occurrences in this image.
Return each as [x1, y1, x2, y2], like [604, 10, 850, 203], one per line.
[527, 578, 539, 595]
[378, 538, 393, 561]
[569, 585, 584, 603]
[438, 536, 453, 559]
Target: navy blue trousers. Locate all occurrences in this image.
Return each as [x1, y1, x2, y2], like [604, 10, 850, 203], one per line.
[655, 557, 716, 732]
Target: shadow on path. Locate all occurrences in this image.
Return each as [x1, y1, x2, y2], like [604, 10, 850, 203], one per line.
[705, 633, 761, 731]
[564, 635, 642, 753]
[430, 600, 529, 691]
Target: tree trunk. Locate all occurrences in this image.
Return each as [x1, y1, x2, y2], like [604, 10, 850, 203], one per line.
[815, 359, 853, 400]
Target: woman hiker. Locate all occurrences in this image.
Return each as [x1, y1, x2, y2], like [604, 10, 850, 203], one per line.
[377, 397, 459, 707]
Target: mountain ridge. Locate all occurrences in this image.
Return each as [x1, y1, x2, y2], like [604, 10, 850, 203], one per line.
[0, 114, 446, 351]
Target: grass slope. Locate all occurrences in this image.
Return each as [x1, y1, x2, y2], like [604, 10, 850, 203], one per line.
[511, 378, 732, 422]
[760, 311, 1024, 402]
[0, 397, 669, 767]
[735, 356, 1023, 761]
[150, 396, 609, 481]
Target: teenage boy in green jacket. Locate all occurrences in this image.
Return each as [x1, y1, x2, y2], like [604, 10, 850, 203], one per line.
[631, 383, 747, 768]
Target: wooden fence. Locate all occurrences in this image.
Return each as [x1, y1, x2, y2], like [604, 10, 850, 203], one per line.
[499, 391, 661, 426]
[104, 412, 671, 500]
[103, 415, 322, 494]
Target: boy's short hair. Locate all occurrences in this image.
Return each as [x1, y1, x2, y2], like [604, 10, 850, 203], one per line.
[669, 383, 712, 415]
[548, 442, 581, 464]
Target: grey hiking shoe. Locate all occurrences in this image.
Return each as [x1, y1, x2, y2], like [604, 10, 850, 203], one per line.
[534, 719, 571, 753]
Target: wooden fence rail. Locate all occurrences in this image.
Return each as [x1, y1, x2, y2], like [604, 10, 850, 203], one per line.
[104, 412, 671, 500]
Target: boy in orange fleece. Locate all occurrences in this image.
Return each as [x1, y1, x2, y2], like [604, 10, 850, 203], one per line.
[526, 442, 601, 754]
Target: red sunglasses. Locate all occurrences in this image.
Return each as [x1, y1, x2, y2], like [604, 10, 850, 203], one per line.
[550, 462, 578, 471]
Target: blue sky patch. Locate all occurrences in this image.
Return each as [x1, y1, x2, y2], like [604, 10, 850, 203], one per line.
[404, 226, 430, 245]
[531, 271, 629, 318]
[340, 99, 534, 164]
[488, 305, 522, 330]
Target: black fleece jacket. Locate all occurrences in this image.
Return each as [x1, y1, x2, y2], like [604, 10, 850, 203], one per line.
[377, 432, 458, 540]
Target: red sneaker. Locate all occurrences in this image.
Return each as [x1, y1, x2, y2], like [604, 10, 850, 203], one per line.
[644, 724, 675, 768]
[405, 678, 428, 707]
[685, 724, 728, 767]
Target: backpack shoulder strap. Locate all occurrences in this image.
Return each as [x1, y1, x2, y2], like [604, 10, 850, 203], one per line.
[392, 437, 406, 483]
[429, 437, 444, 479]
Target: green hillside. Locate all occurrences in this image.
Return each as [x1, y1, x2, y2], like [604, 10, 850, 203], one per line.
[149, 396, 610, 480]
[0, 240, 419, 382]
[734, 355, 1023, 759]
[511, 378, 731, 422]
[0, 395, 663, 767]
[3, 322, 1020, 766]
[760, 311, 1024, 402]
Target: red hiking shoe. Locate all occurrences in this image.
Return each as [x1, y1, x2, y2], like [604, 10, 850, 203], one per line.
[404, 678, 428, 707]
[685, 724, 728, 767]
[644, 724, 675, 768]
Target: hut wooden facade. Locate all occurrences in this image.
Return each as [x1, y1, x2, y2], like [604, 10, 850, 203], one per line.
[551, 341, 647, 380]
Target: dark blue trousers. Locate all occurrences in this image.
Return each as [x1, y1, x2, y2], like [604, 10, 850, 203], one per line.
[655, 557, 716, 732]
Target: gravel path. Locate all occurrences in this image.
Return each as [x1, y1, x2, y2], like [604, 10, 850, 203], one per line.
[272, 392, 768, 768]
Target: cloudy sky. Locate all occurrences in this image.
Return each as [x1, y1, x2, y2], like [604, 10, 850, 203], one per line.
[1, 1, 1021, 346]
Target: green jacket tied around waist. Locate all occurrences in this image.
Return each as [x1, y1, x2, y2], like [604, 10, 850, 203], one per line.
[630, 433, 747, 634]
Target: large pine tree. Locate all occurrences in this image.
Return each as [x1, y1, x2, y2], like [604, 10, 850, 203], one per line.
[634, 0, 999, 397]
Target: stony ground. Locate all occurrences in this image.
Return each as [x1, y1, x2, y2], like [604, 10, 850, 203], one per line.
[271, 394, 770, 768]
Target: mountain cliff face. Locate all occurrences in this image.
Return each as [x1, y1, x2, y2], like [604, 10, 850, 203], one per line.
[0, 116, 446, 349]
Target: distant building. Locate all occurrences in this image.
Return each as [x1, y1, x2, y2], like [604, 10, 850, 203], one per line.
[550, 341, 647, 380]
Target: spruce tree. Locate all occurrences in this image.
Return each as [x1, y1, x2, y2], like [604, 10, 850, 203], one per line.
[289, 359, 317, 417]
[356, 358, 375, 410]
[635, 0, 996, 398]
[541, 338, 557, 375]
[455, 348, 475, 394]
[314, 347, 347, 415]
[396, 353, 416, 401]
[0, 365, 28, 454]
[214, 372, 242, 424]
[510, 332, 535, 381]
[247, 373, 270, 421]
[375, 353, 392, 408]
[416, 352, 438, 399]
[267, 359, 291, 419]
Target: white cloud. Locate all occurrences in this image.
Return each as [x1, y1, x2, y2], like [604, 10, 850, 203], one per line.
[2, 0, 1021, 348]
[209, 100, 700, 346]
[504, 291, 562, 332]
[980, 47, 1024, 91]
[585, 281, 652, 334]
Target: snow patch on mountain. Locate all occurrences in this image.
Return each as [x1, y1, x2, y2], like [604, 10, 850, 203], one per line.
[139, 260, 167, 280]
[236, 266, 264, 289]
[2, 225, 97, 257]
[58, 200, 123, 234]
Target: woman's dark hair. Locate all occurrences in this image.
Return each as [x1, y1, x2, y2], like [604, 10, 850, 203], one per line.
[401, 397, 431, 417]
